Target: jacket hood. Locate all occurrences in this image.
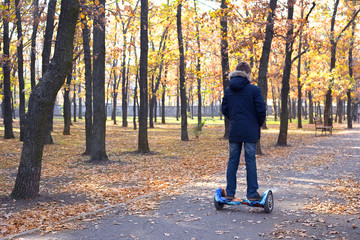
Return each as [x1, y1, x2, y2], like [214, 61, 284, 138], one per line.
[229, 70, 251, 91]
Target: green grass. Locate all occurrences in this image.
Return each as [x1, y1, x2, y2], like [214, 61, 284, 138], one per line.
[42, 115, 312, 126]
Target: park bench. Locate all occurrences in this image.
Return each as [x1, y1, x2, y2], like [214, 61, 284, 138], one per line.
[314, 117, 333, 137]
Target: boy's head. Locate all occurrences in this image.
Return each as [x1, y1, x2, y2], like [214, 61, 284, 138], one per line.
[236, 61, 251, 75]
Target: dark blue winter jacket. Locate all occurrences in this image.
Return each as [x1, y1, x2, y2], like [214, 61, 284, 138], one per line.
[221, 70, 266, 143]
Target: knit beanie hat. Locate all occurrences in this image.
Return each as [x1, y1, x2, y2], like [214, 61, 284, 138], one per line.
[236, 61, 251, 75]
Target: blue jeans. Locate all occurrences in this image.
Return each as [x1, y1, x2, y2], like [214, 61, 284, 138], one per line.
[226, 142, 258, 198]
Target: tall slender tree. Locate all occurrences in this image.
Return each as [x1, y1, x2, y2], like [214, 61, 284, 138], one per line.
[3, 0, 14, 139]
[138, 0, 150, 152]
[11, 0, 80, 199]
[277, 0, 296, 146]
[30, 0, 40, 89]
[177, 0, 189, 141]
[15, 0, 26, 141]
[297, 0, 304, 129]
[257, 0, 277, 130]
[194, 0, 202, 131]
[43, 0, 57, 144]
[91, 0, 108, 162]
[220, 0, 229, 139]
[81, 1, 93, 155]
[256, 0, 277, 154]
[347, 15, 356, 129]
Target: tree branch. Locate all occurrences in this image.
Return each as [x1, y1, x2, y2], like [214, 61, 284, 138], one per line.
[335, 8, 360, 43]
[291, 47, 308, 64]
[293, 2, 316, 39]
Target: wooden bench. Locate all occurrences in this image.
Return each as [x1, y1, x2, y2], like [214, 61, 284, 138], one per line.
[314, 117, 333, 137]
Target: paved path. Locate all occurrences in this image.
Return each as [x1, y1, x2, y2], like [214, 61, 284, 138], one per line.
[16, 127, 360, 240]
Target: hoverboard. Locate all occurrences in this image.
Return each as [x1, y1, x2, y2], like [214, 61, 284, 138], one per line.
[214, 187, 274, 213]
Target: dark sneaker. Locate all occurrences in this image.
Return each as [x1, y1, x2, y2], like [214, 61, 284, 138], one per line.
[226, 195, 235, 200]
[247, 192, 262, 201]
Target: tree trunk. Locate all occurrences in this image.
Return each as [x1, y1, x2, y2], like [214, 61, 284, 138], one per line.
[138, 0, 150, 152]
[194, 0, 202, 130]
[111, 57, 119, 124]
[304, 90, 308, 120]
[15, 0, 25, 141]
[149, 75, 155, 128]
[63, 69, 72, 135]
[270, 78, 277, 121]
[42, 0, 57, 144]
[176, 85, 180, 121]
[257, 0, 277, 130]
[256, 0, 277, 155]
[161, 66, 167, 124]
[308, 91, 314, 124]
[177, 1, 189, 141]
[288, 97, 292, 123]
[42, 0, 57, 75]
[347, 19, 355, 129]
[220, 0, 230, 139]
[133, 67, 139, 130]
[73, 84, 77, 123]
[292, 98, 296, 120]
[297, 0, 303, 129]
[3, 0, 14, 139]
[81, 5, 93, 155]
[91, 0, 108, 162]
[13, 85, 16, 120]
[78, 84, 82, 119]
[121, 34, 128, 127]
[30, 0, 40, 90]
[11, 0, 79, 199]
[161, 87, 166, 124]
[277, 0, 295, 146]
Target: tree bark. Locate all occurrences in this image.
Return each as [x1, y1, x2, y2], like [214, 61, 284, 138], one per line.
[73, 83, 77, 123]
[15, 0, 25, 141]
[177, 1, 189, 141]
[176, 85, 180, 121]
[30, 0, 40, 90]
[81, 5, 93, 155]
[194, 0, 202, 130]
[138, 0, 150, 152]
[78, 83, 82, 119]
[3, 0, 14, 139]
[63, 69, 72, 135]
[11, 0, 79, 199]
[42, 0, 57, 144]
[42, 0, 57, 75]
[297, 0, 304, 129]
[121, 34, 128, 127]
[308, 91, 314, 124]
[277, 0, 295, 146]
[91, 0, 108, 162]
[133, 66, 139, 130]
[347, 18, 355, 129]
[220, 0, 230, 139]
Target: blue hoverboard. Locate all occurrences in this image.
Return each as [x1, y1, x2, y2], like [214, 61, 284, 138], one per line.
[214, 187, 274, 213]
